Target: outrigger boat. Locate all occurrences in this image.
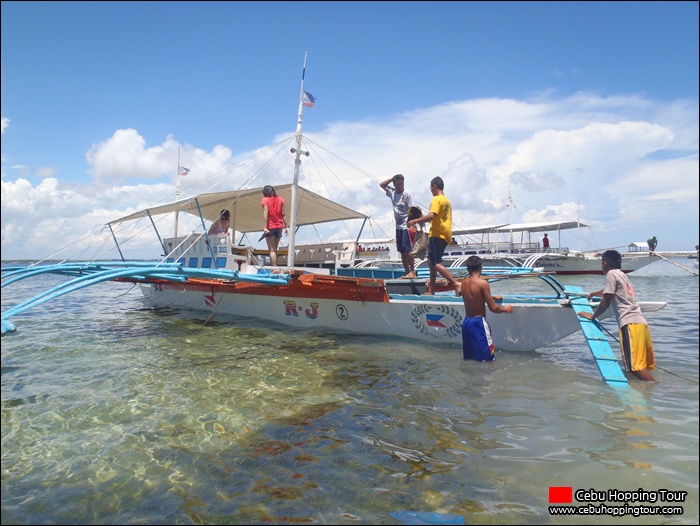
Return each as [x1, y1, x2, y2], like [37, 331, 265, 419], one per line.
[0, 259, 666, 353]
[1, 55, 667, 386]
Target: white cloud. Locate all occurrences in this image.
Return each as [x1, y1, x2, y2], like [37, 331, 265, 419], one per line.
[1, 93, 698, 260]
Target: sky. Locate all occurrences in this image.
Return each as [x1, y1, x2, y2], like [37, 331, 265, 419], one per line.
[1, 1, 698, 261]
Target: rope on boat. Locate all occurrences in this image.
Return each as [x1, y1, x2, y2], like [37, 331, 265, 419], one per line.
[592, 316, 699, 384]
[651, 251, 699, 276]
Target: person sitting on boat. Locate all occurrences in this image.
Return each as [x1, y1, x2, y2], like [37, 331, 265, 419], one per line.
[578, 249, 656, 382]
[459, 255, 513, 361]
[380, 174, 416, 279]
[542, 233, 550, 252]
[647, 236, 657, 252]
[208, 209, 231, 235]
[261, 185, 288, 266]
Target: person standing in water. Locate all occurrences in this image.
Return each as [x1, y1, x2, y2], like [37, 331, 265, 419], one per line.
[578, 249, 656, 382]
[459, 255, 513, 361]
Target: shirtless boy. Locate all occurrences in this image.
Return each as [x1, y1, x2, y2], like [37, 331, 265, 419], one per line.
[460, 255, 513, 361]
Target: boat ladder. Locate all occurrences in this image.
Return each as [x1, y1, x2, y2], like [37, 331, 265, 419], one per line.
[565, 285, 628, 388]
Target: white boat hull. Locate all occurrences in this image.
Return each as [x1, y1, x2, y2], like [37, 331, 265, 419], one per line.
[512, 252, 656, 275]
[138, 280, 664, 352]
[425, 251, 658, 275]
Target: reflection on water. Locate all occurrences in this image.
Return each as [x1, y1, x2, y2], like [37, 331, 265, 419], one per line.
[1, 260, 698, 524]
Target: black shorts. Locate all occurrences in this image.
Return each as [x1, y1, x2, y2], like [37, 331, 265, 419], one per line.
[427, 237, 448, 265]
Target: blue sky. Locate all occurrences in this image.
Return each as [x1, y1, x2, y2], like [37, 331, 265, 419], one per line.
[2, 1, 698, 260]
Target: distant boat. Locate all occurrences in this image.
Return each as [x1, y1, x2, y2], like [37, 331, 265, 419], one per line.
[439, 205, 660, 275]
[325, 193, 660, 276]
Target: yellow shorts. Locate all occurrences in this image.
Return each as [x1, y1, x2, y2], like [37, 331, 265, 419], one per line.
[620, 323, 655, 372]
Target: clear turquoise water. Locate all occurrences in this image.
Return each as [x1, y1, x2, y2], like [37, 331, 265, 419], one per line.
[2, 259, 698, 525]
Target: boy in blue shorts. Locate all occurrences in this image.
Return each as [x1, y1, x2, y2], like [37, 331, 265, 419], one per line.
[460, 255, 513, 361]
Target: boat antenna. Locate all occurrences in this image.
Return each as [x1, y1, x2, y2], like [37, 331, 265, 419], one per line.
[507, 191, 514, 253]
[288, 51, 311, 266]
[175, 146, 182, 237]
[576, 200, 581, 252]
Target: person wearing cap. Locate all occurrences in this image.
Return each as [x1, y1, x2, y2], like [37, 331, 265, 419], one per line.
[261, 185, 288, 266]
[208, 209, 231, 235]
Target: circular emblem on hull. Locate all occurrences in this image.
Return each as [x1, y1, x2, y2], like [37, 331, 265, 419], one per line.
[411, 304, 463, 339]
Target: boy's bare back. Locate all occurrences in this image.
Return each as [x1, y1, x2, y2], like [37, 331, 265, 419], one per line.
[460, 274, 513, 317]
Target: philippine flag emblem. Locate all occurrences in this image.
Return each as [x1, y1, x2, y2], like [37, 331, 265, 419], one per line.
[426, 314, 446, 328]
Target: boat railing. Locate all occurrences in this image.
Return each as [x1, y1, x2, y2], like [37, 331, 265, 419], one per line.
[162, 234, 266, 273]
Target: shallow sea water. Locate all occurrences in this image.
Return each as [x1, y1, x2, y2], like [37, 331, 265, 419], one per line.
[2, 259, 698, 524]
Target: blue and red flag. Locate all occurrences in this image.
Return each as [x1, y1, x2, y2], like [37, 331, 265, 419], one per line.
[426, 314, 446, 328]
[303, 91, 316, 108]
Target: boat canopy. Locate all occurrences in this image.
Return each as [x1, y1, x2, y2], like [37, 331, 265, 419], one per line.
[107, 183, 368, 233]
[452, 223, 510, 236]
[453, 220, 588, 236]
[494, 220, 589, 234]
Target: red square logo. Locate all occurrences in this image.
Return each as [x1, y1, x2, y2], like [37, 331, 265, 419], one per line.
[549, 486, 573, 503]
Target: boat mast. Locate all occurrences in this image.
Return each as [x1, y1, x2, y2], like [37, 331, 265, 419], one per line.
[508, 191, 514, 253]
[576, 201, 581, 251]
[288, 52, 310, 267]
[175, 146, 182, 237]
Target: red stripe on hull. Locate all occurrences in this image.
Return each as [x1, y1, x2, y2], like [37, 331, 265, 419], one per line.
[122, 274, 391, 303]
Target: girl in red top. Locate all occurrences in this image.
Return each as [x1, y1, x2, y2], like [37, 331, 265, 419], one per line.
[261, 185, 288, 266]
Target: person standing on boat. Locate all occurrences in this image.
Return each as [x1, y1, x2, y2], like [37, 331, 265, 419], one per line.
[208, 209, 231, 235]
[542, 233, 550, 252]
[460, 255, 513, 361]
[647, 236, 657, 252]
[407, 176, 460, 296]
[261, 185, 288, 266]
[578, 249, 656, 382]
[380, 174, 416, 278]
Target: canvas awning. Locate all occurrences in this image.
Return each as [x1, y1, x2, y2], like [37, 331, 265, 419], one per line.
[452, 223, 510, 236]
[107, 184, 368, 233]
[453, 221, 588, 237]
[493, 221, 589, 234]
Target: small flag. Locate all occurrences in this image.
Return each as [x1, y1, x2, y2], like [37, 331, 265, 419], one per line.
[426, 314, 446, 328]
[303, 90, 316, 108]
[179, 165, 190, 176]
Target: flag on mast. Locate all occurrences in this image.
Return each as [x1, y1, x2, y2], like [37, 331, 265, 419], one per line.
[179, 165, 190, 176]
[302, 91, 316, 108]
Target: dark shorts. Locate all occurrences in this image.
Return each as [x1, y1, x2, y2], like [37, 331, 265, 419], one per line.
[268, 228, 284, 239]
[396, 229, 412, 254]
[427, 237, 448, 265]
